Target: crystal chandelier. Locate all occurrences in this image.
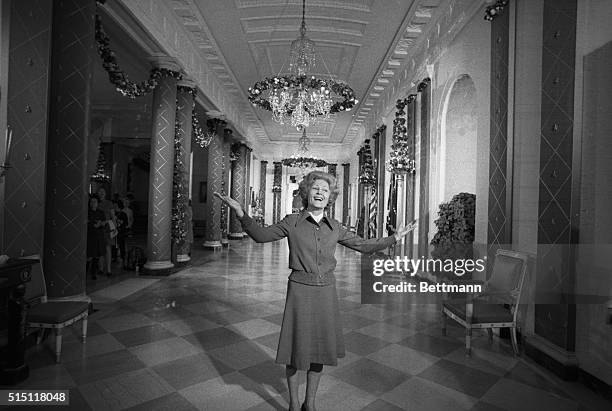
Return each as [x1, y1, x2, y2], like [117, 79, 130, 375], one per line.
[281, 128, 327, 169]
[248, 0, 358, 130]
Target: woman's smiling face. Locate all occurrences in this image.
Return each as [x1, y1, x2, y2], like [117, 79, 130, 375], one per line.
[308, 179, 330, 209]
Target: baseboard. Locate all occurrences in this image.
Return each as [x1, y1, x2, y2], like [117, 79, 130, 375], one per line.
[579, 369, 612, 402]
[524, 334, 578, 380]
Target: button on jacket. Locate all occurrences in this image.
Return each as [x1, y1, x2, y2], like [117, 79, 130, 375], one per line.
[239, 211, 396, 286]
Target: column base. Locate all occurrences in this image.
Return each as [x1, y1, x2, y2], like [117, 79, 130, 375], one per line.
[221, 238, 229, 247]
[203, 240, 222, 248]
[48, 293, 91, 304]
[176, 254, 191, 262]
[524, 333, 578, 380]
[143, 260, 174, 272]
[228, 233, 244, 239]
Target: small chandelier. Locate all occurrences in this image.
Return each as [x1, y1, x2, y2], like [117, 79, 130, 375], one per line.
[282, 128, 327, 169]
[248, 0, 358, 130]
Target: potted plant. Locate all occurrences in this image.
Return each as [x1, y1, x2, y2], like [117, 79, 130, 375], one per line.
[430, 192, 476, 279]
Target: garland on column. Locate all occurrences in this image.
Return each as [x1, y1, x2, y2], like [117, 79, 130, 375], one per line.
[484, 0, 509, 21]
[172, 118, 188, 245]
[95, 8, 209, 148]
[94, 14, 182, 98]
[177, 86, 210, 148]
[230, 143, 241, 162]
[358, 139, 376, 186]
[387, 95, 416, 174]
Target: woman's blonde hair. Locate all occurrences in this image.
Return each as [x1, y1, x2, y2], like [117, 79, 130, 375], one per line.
[298, 171, 340, 210]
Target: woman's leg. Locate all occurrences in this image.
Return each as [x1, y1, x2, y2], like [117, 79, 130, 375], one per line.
[304, 363, 323, 410]
[286, 365, 300, 411]
[105, 244, 112, 275]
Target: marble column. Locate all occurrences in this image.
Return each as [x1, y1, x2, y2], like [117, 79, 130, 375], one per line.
[203, 118, 227, 248]
[43, 0, 94, 298]
[143, 57, 180, 272]
[404, 95, 417, 258]
[272, 162, 282, 223]
[221, 128, 232, 246]
[259, 160, 268, 219]
[229, 143, 248, 239]
[418, 80, 431, 258]
[176, 79, 195, 262]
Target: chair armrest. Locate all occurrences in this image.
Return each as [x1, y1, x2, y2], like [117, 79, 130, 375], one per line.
[476, 290, 515, 304]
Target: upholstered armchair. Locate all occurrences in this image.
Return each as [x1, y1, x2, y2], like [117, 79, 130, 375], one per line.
[441, 249, 529, 356]
[23, 255, 89, 363]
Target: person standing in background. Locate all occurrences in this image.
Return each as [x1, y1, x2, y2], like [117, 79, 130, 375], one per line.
[115, 200, 129, 268]
[122, 195, 134, 236]
[96, 187, 115, 276]
[87, 196, 106, 280]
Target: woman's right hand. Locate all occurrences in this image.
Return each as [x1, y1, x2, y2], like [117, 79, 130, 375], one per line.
[213, 192, 244, 218]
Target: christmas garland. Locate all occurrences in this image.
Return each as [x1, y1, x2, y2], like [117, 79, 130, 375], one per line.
[281, 157, 328, 169]
[387, 95, 416, 174]
[172, 119, 188, 245]
[484, 0, 509, 21]
[358, 139, 376, 186]
[248, 75, 358, 114]
[230, 143, 241, 162]
[95, 14, 182, 98]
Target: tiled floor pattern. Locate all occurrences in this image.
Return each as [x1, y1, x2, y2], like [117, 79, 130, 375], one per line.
[4, 240, 611, 410]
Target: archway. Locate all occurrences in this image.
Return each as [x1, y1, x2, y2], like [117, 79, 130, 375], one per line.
[441, 74, 478, 200]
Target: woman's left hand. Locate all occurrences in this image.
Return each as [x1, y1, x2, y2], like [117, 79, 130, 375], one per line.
[394, 220, 417, 241]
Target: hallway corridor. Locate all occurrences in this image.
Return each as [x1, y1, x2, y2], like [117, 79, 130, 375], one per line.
[12, 240, 612, 411]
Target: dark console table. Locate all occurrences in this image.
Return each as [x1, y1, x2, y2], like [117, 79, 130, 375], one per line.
[0, 258, 36, 385]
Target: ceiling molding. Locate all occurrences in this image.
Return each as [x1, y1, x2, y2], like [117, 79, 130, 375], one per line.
[346, 0, 446, 143]
[117, 0, 261, 152]
[169, 0, 269, 144]
[367, 0, 486, 136]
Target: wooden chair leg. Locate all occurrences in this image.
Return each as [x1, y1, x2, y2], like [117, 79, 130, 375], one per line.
[81, 316, 88, 343]
[36, 328, 44, 345]
[465, 328, 472, 357]
[54, 328, 63, 363]
[441, 310, 447, 336]
[510, 327, 519, 356]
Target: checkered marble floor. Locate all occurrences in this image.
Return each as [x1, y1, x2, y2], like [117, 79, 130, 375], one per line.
[6, 239, 612, 410]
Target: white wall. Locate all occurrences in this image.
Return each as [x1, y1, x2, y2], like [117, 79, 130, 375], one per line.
[432, 11, 491, 247]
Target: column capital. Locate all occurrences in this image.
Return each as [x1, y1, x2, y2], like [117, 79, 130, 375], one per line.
[177, 76, 197, 89]
[260, 160, 268, 165]
[206, 110, 224, 118]
[148, 54, 182, 72]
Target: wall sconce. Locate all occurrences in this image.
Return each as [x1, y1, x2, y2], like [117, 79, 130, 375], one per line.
[1, 126, 12, 178]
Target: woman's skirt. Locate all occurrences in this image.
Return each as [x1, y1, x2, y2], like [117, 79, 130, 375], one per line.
[276, 280, 345, 370]
[87, 231, 106, 258]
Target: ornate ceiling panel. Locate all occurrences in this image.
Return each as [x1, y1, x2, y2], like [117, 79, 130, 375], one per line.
[163, 0, 449, 161]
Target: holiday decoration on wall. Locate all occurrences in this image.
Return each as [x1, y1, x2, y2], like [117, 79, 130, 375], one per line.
[358, 139, 376, 186]
[387, 95, 417, 174]
[484, 0, 509, 21]
[94, 14, 182, 98]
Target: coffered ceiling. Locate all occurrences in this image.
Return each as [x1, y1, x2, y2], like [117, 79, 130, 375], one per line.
[165, 0, 445, 160]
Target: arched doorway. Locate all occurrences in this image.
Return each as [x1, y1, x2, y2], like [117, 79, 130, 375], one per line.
[441, 74, 478, 200]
